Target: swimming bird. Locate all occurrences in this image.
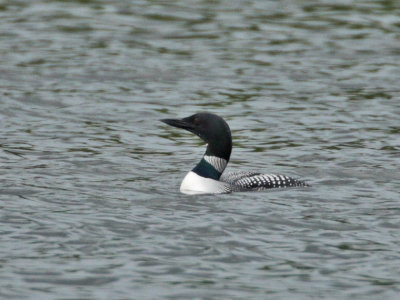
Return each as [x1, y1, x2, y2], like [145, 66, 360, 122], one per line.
[161, 113, 309, 194]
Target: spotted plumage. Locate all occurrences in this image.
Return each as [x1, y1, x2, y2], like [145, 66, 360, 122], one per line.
[220, 171, 309, 192]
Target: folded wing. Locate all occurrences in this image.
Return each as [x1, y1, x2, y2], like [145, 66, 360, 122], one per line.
[220, 171, 309, 192]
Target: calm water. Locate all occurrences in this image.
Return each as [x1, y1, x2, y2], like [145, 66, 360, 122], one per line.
[1, 0, 400, 299]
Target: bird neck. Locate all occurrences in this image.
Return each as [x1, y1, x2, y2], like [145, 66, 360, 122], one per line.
[192, 128, 232, 180]
[192, 153, 228, 180]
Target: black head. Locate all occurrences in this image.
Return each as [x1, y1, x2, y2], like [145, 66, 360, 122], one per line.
[161, 112, 232, 161]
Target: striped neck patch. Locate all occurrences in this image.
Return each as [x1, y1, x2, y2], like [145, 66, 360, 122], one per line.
[203, 155, 227, 173]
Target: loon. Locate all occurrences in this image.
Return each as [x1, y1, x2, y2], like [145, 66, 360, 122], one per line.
[161, 113, 309, 195]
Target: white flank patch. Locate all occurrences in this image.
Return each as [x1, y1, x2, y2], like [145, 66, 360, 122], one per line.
[203, 155, 227, 173]
[180, 171, 231, 195]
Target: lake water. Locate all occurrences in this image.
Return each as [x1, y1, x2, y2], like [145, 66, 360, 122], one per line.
[1, 0, 399, 299]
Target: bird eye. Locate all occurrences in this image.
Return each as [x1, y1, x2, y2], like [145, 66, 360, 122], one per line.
[194, 118, 200, 125]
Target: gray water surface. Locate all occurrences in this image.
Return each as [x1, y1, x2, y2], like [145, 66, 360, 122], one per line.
[1, 0, 400, 299]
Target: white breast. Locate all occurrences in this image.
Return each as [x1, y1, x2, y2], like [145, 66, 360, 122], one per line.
[180, 171, 231, 195]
